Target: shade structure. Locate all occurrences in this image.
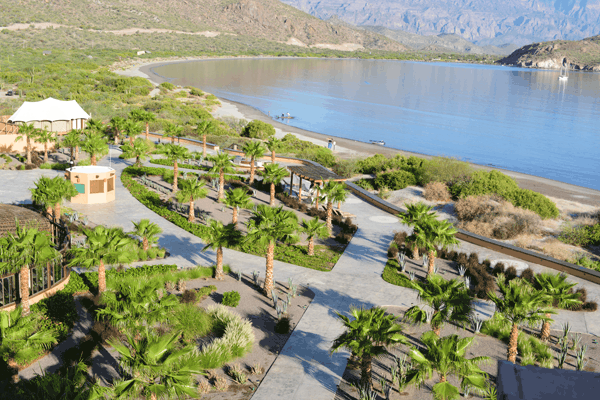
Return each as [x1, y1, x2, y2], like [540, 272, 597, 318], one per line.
[9, 98, 90, 124]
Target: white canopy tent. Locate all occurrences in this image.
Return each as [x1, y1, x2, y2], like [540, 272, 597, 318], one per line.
[9, 97, 90, 133]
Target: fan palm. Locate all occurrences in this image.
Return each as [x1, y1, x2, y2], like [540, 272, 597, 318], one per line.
[62, 129, 82, 161]
[320, 180, 348, 236]
[30, 175, 78, 222]
[419, 218, 460, 276]
[201, 219, 240, 280]
[15, 122, 37, 164]
[30, 175, 57, 217]
[108, 329, 204, 400]
[33, 128, 55, 163]
[176, 179, 208, 221]
[132, 219, 163, 251]
[121, 137, 152, 167]
[129, 109, 156, 141]
[406, 331, 490, 400]
[0, 306, 58, 363]
[67, 226, 137, 293]
[108, 116, 126, 145]
[399, 202, 437, 259]
[160, 144, 191, 193]
[80, 131, 108, 166]
[163, 122, 183, 144]
[404, 274, 472, 336]
[531, 272, 582, 341]
[123, 119, 143, 145]
[207, 152, 235, 202]
[487, 275, 555, 363]
[301, 217, 329, 256]
[197, 120, 216, 157]
[262, 162, 288, 206]
[265, 137, 280, 163]
[224, 187, 253, 225]
[245, 205, 299, 297]
[331, 306, 409, 390]
[242, 141, 266, 184]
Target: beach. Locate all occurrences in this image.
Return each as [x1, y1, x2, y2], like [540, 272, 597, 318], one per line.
[116, 58, 600, 207]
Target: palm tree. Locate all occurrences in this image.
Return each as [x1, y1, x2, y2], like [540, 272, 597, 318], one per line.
[531, 272, 582, 341]
[3, 226, 60, 316]
[176, 179, 208, 221]
[242, 141, 266, 184]
[404, 274, 472, 336]
[207, 152, 235, 202]
[164, 122, 183, 144]
[30, 175, 78, 223]
[265, 137, 280, 163]
[201, 219, 239, 280]
[80, 131, 108, 166]
[108, 329, 203, 400]
[197, 119, 216, 157]
[109, 116, 126, 145]
[129, 109, 156, 141]
[160, 144, 190, 193]
[419, 218, 460, 276]
[62, 129, 82, 161]
[132, 219, 163, 251]
[487, 276, 555, 363]
[33, 128, 55, 163]
[30, 175, 56, 218]
[301, 217, 328, 256]
[245, 205, 299, 297]
[406, 331, 490, 400]
[123, 119, 143, 145]
[121, 137, 152, 167]
[68, 226, 137, 293]
[261, 163, 288, 206]
[15, 122, 37, 164]
[0, 306, 58, 361]
[399, 202, 437, 259]
[320, 180, 348, 236]
[331, 306, 409, 390]
[224, 187, 253, 225]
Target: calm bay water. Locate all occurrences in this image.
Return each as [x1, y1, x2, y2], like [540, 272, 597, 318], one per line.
[154, 58, 600, 191]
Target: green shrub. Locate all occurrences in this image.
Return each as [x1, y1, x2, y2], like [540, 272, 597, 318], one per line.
[415, 156, 474, 186]
[354, 178, 375, 191]
[39, 162, 52, 169]
[356, 154, 424, 175]
[374, 170, 416, 190]
[222, 290, 241, 307]
[275, 316, 292, 334]
[171, 304, 214, 341]
[181, 289, 198, 304]
[189, 87, 204, 96]
[197, 285, 217, 299]
[62, 271, 91, 294]
[570, 255, 600, 272]
[559, 223, 600, 246]
[505, 189, 559, 219]
[159, 82, 175, 90]
[332, 158, 358, 178]
[242, 120, 275, 139]
[296, 147, 336, 168]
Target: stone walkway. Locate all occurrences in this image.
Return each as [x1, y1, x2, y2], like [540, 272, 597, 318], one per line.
[1, 145, 599, 399]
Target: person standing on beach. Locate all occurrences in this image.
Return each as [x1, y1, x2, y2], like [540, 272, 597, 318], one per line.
[333, 140, 336, 151]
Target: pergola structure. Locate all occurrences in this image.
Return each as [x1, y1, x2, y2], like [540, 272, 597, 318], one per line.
[287, 164, 345, 208]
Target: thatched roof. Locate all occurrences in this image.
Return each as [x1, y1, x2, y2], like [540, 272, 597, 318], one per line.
[0, 204, 52, 238]
[287, 164, 345, 183]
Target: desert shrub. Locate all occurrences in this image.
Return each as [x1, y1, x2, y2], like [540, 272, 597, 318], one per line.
[297, 147, 336, 168]
[374, 170, 416, 190]
[467, 252, 480, 268]
[242, 120, 275, 139]
[90, 320, 121, 345]
[423, 181, 451, 202]
[388, 242, 399, 259]
[159, 82, 175, 90]
[520, 268, 535, 284]
[222, 291, 241, 307]
[559, 223, 600, 247]
[275, 316, 292, 334]
[583, 301, 598, 311]
[492, 262, 505, 276]
[354, 178, 375, 191]
[570, 255, 600, 273]
[506, 189, 559, 219]
[356, 154, 424, 175]
[332, 159, 358, 178]
[335, 232, 353, 244]
[394, 231, 407, 248]
[446, 250, 457, 261]
[189, 87, 204, 96]
[454, 195, 498, 222]
[415, 156, 474, 186]
[505, 266, 518, 281]
[181, 289, 198, 304]
[466, 263, 495, 300]
[356, 154, 392, 174]
[456, 252, 468, 266]
[450, 170, 519, 199]
[197, 285, 217, 300]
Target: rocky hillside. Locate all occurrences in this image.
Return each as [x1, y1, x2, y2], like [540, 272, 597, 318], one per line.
[0, 0, 405, 51]
[498, 36, 600, 71]
[281, 0, 600, 47]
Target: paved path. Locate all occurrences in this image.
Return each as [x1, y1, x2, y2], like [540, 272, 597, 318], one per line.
[1, 145, 599, 399]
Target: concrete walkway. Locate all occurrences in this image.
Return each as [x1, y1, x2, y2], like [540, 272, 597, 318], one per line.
[1, 145, 599, 399]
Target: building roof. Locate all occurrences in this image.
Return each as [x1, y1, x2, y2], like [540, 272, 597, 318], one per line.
[287, 164, 345, 183]
[0, 204, 52, 238]
[9, 97, 90, 123]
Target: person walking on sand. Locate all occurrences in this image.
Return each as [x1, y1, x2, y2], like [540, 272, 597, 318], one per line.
[333, 140, 336, 150]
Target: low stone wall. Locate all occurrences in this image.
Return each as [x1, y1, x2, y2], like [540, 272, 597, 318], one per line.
[0, 273, 71, 312]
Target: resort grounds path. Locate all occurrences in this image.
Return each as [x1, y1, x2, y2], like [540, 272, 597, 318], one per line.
[1, 144, 599, 399]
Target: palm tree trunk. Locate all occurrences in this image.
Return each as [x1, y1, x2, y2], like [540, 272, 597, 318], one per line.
[203, 134, 207, 158]
[26, 135, 31, 164]
[427, 249, 435, 276]
[433, 324, 441, 337]
[308, 237, 315, 256]
[91, 153, 97, 166]
[338, 201, 341, 210]
[508, 322, 519, 363]
[440, 374, 447, 383]
[250, 157, 256, 184]
[264, 241, 275, 298]
[218, 171, 225, 201]
[171, 136, 174, 144]
[270, 183, 275, 206]
[145, 122, 149, 141]
[540, 314, 552, 342]
[75, 145, 79, 161]
[54, 202, 61, 223]
[44, 143, 48, 163]
[46, 206, 53, 219]
[360, 354, 373, 390]
[114, 132, 119, 145]
[70, 146, 74, 161]
[216, 247, 224, 279]
[271, 150, 275, 163]
[412, 244, 419, 260]
[188, 198, 195, 222]
[143, 237, 149, 252]
[315, 187, 320, 209]
[19, 266, 30, 316]
[173, 161, 179, 192]
[150, 392, 157, 400]
[98, 259, 106, 294]
[129, 135, 134, 145]
[326, 201, 333, 236]
[232, 207, 238, 225]
[136, 155, 140, 167]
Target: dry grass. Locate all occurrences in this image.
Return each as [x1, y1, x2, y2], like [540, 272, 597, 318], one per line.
[423, 181, 451, 202]
[540, 238, 576, 261]
[197, 378, 211, 394]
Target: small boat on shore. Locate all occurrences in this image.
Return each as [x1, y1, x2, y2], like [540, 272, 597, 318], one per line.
[370, 140, 385, 146]
[275, 115, 295, 119]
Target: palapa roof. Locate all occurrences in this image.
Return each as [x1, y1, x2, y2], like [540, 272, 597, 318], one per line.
[287, 164, 345, 183]
[0, 204, 52, 238]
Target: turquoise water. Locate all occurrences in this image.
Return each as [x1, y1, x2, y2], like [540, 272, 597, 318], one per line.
[154, 58, 600, 191]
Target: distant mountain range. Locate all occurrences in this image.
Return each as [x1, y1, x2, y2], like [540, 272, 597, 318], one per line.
[281, 0, 600, 47]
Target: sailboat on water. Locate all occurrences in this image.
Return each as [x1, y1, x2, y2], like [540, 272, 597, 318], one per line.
[559, 58, 569, 81]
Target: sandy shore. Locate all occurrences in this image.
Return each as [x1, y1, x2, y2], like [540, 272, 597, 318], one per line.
[116, 58, 600, 207]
